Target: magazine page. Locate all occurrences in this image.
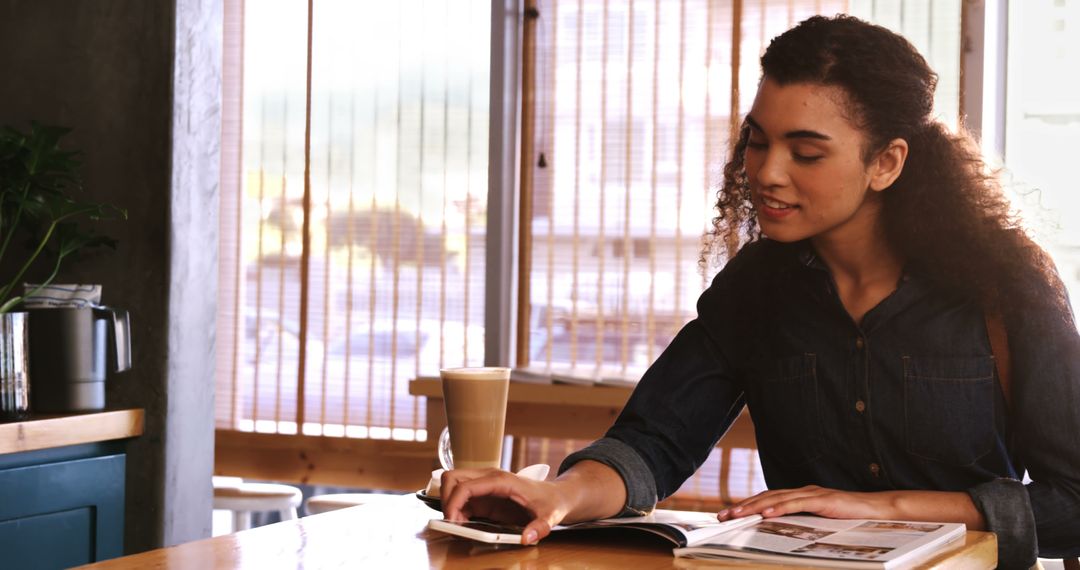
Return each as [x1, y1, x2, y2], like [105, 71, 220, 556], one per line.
[549, 366, 603, 386]
[510, 366, 555, 384]
[597, 366, 646, 388]
[675, 516, 965, 568]
[559, 509, 763, 547]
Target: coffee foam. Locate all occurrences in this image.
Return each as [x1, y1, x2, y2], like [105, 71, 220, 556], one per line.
[439, 367, 510, 381]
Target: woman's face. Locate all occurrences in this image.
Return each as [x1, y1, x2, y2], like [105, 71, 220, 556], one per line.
[744, 78, 888, 245]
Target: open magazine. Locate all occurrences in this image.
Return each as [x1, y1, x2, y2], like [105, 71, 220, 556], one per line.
[674, 515, 966, 569]
[428, 509, 762, 547]
[428, 509, 966, 569]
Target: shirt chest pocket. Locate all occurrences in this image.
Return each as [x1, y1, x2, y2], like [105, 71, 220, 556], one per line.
[903, 356, 996, 466]
[747, 353, 821, 466]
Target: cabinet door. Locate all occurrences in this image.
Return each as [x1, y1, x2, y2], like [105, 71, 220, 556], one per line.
[0, 453, 125, 569]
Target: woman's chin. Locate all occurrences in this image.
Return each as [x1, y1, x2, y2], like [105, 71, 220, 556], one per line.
[759, 226, 809, 243]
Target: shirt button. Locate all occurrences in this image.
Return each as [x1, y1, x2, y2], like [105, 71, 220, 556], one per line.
[869, 463, 880, 476]
[855, 337, 865, 350]
[855, 400, 866, 413]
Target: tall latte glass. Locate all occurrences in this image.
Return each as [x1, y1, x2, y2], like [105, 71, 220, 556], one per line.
[438, 367, 510, 470]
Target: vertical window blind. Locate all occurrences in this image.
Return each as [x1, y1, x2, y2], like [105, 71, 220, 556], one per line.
[519, 0, 961, 505]
[216, 0, 491, 441]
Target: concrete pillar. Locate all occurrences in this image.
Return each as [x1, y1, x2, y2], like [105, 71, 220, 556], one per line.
[0, 0, 220, 552]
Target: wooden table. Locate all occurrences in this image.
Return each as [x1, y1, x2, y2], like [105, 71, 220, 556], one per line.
[79, 494, 997, 569]
[411, 377, 756, 504]
[408, 377, 756, 448]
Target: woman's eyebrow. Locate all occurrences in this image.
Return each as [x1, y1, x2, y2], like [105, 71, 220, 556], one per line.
[746, 115, 832, 141]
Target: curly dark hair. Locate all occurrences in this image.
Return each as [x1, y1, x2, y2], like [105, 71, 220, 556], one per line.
[702, 14, 1068, 318]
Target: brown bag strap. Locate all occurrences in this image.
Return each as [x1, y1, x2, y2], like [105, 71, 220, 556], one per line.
[985, 312, 1012, 410]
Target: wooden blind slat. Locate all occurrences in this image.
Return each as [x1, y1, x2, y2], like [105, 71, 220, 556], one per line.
[571, 0, 584, 365]
[295, 0, 315, 430]
[411, 7, 429, 433]
[646, 0, 660, 365]
[542, 0, 560, 368]
[463, 0, 477, 366]
[220, 0, 246, 430]
[341, 98, 357, 434]
[672, 0, 687, 341]
[517, 0, 539, 368]
[388, 3, 404, 431]
[594, 0, 610, 372]
[318, 93, 333, 430]
[703, 0, 716, 295]
[618, 0, 635, 372]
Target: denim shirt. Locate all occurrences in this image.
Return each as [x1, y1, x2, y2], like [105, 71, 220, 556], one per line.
[561, 239, 1080, 569]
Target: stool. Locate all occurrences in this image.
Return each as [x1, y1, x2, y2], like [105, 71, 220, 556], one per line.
[304, 492, 406, 516]
[212, 477, 303, 532]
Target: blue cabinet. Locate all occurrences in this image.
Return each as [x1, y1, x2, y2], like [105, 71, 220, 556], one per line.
[0, 442, 126, 569]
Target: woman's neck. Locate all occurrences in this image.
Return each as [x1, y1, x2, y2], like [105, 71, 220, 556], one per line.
[812, 232, 903, 286]
[810, 217, 904, 325]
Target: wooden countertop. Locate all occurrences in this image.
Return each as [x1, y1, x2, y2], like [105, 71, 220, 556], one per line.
[0, 409, 145, 455]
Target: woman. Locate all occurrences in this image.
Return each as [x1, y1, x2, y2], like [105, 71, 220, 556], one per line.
[441, 15, 1080, 569]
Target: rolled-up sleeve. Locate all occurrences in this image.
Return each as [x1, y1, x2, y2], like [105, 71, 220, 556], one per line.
[966, 478, 1037, 569]
[559, 437, 658, 516]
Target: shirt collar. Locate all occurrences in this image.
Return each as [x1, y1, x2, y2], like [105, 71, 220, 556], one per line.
[785, 240, 828, 271]
[781, 238, 923, 296]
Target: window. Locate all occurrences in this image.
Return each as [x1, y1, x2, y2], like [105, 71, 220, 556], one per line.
[216, 0, 490, 470]
[216, 0, 966, 499]
[1001, 0, 1080, 316]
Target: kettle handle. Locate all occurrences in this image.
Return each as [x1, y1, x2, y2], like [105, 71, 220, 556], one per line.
[93, 307, 132, 372]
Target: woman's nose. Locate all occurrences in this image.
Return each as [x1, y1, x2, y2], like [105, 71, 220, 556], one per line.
[751, 150, 788, 188]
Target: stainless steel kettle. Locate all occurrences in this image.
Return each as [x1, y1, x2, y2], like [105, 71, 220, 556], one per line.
[27, 307, 132, 412]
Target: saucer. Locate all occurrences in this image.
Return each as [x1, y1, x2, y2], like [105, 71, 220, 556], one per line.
[415, 489, 442, 512]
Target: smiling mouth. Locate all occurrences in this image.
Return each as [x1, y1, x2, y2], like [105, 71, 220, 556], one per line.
[761, 196, 795, 210]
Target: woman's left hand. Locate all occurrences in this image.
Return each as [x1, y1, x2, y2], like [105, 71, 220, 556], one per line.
[717, 485, 896, 521]
[717, 486, 986, 529]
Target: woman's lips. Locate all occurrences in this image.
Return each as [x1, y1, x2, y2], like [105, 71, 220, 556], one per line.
[758, 195, 797, 220]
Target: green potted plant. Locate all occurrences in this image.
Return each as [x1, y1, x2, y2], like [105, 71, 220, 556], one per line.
[0, 122, 126, 417]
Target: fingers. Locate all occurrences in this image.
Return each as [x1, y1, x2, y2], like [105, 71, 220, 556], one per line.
[439, 467, 570, 546]
[520, 518, 554, 545]
[441, 468, 548, 521]
[750, 493, 827, 518]
[442, 468, 510, 521]
[718, 485, 827, 520]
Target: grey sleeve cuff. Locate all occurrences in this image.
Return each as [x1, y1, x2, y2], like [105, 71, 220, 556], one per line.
[966, 477, 1037, 570]
[558, 437, 658, 517]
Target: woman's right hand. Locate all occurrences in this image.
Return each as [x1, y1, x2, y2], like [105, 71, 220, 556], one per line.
[440, 468, 573, 545]
[439, 459, 627, 546]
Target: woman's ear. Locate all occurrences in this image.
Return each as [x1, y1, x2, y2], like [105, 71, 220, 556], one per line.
[868, 138, 909, 192]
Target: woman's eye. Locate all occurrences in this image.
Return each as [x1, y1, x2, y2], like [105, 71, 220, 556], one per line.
[793, 153, 823, 163]
[747, 140, 768, 150]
